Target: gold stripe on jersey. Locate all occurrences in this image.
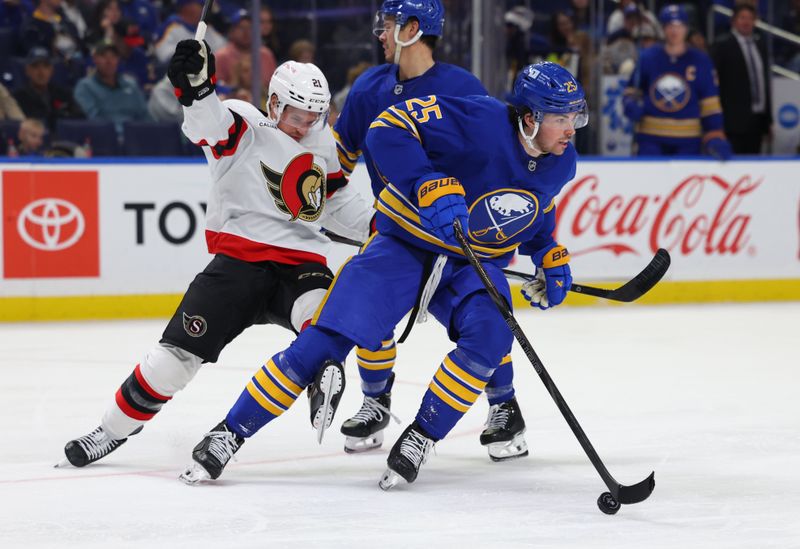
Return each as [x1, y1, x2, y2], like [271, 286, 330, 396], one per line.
[371, 110, 421, 143]
[388, 106, 421, 141]
[542, 198, 556, 214]
[499, 354, 512, 365]
[638, 116, 702, 138]
[700, 96, 722, 117]
[331, 128, 360, 163]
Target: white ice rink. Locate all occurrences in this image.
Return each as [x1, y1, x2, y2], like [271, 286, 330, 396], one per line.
[1, 302, 798, 548]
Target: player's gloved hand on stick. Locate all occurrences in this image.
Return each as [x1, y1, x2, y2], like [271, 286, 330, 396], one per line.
[622, 97, 644, 123]
[705, 137, 733, 160]
[522, 243, 572, 310]
[167, 39, 216, 107]
[415, 174, 469, 246]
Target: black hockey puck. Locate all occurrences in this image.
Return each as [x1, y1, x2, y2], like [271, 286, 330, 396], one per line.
[597, 492, 620, 515]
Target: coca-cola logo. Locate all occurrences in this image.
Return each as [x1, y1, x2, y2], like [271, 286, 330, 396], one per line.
[556, 174, 760, 256]
[17, 198, 86, 251]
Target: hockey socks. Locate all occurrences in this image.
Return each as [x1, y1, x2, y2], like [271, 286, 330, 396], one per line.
[226, 357, 304, 437]
[485, 354, 515, 406]
[356, 338, 397, 397]
[416, 350, 493, 440]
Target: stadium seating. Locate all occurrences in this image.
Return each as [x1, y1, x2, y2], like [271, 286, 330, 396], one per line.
[122, 121, 183, 156]
[55, 119, 120, 156]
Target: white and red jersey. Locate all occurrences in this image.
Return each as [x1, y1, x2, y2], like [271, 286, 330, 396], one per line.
[181, 92, 373, 266]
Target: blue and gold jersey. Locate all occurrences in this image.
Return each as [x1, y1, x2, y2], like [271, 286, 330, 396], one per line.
[625, 45, 725, 142]
[332, 62, 487, 196]
[365, 94, 576, 265]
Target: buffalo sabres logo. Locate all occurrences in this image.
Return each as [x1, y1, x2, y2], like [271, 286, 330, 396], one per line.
[468, 189, 539, 245]
[650, 73, 691, 113]
[182, 312, 207, 338]
[262, 152, 326, 222]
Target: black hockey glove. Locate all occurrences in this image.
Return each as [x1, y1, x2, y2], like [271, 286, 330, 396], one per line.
[167, 39, 216, 107]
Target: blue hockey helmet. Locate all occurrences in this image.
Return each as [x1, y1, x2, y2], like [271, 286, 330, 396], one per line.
[511, 62, 587, 149]
[377, 0, 445, 37]
[658, 4, 688, 26]
[511, 62, 587, 125]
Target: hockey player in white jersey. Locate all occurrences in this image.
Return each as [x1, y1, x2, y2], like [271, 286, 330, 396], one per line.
[59, 40, 373, 473]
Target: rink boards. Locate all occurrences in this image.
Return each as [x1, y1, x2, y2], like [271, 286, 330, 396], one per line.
[1, 158, 798, 321]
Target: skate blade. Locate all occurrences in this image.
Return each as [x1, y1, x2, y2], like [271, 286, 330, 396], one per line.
[487, 431, 529, 462]
[54, 458, 72, 468]
[378, 468, 403, 491]
[313, 365, 344, 444]
[179, 462, 212, 485]
[344, 431, 384, 454]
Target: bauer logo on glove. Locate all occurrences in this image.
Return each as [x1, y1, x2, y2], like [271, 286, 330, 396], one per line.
[522, 243, 572, 310]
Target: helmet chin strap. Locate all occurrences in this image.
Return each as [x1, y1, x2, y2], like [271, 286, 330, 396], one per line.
[393, 25, 423, 64]
[518, 117, 544, 156]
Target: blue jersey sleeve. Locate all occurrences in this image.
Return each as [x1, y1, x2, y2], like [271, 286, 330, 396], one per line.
[332, 89, 371, 177]
[695, 53, 725, 140]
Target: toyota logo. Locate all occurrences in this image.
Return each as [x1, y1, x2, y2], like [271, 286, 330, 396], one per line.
[17, 198, 86, 251]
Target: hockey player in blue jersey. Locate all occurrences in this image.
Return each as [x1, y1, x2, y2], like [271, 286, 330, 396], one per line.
[334, 0, 528, 461]
[179, 62, 586, 489]
[623, 4, 733, 158]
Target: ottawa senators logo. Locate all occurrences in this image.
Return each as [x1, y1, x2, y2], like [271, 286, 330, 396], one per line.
[262, 153, 326, 222]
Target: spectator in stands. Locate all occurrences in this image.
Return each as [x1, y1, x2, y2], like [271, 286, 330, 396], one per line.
[13, 46, 84, 130]
[711, 3, 772, 154]
[112, 18, 157, 91]
[215, 9, 277, 92]
[328, 60, 371, 126]
[20, 0, 82, 57]
[260, 5, 284, 62]
[688, 28, 708, 52]
[545, 11, 592, 106]
[607, 0, 662, 41]
[61, 0, 87, 40]
[504, 6, 534, 89]
[118, 0, 160, 44]
[0, 83, 24, 120]
[147, 74, 181, 122]
[74, 39, 150, 132]
[287, 39, 315, 63]
[0, 0, 32, 30]
[154, 0, 226, 66]
[16, 117, 46, 155]
[85, 0, 122, 46]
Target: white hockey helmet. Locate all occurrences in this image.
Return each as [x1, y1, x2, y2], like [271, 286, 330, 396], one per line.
[267, 61, 331, 127]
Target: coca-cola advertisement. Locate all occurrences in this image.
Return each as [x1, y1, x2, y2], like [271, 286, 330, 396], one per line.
[553, 161, 800, 281]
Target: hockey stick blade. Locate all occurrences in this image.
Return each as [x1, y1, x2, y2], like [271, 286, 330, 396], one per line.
[452, 219, 655, 510]
[614, 471, 656, 504]
[504, 248, 671, 303]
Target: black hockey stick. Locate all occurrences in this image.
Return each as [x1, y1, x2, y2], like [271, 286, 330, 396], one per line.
[322, 229, 670, 304]
[503, 248, 671, 303]
[452, 219, 655, 514]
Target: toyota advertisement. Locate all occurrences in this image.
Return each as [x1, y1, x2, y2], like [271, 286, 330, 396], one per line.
[1, 159, 799, 319]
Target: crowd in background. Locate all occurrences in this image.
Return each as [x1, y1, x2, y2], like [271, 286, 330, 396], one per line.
[0, 0, 798, 157]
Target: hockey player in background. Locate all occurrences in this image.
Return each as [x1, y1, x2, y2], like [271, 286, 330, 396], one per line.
[622, 4, 733, 158]
[333, 0, 529, 463]
[59, 41, 373, 470]
[180, 61, 583, 489]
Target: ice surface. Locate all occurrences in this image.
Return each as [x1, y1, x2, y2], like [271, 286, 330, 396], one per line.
[1, 303, 798, 548]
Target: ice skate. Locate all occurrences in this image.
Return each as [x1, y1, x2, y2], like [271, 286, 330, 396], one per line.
[57, 425, 139, 468]
[341, 374, 400, 453]
[179, 420, 244, 485]
[307, 359, 345, 443]
[378, 421, 435, 490]
[480, 396, 529, 462]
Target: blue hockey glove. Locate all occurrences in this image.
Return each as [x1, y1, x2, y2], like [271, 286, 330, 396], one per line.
[705, 137, 733, 160]
[622, 96, 644, 123]
[521, 243, 572, 310]
[416, 175, 469, 245]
